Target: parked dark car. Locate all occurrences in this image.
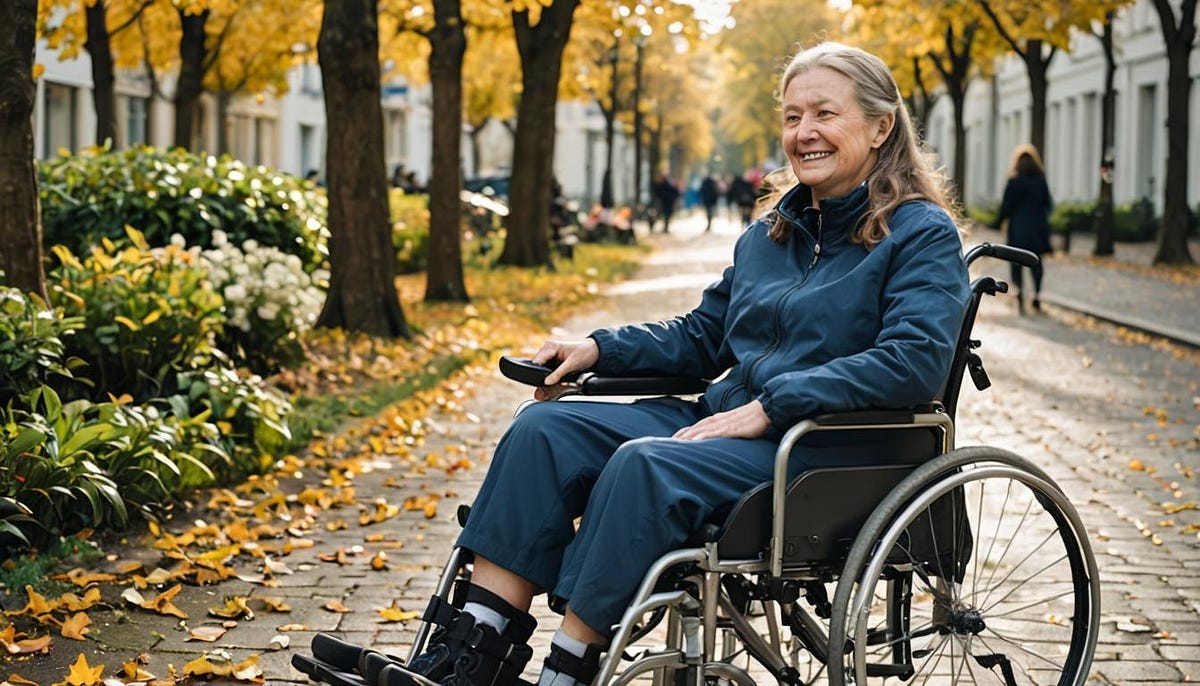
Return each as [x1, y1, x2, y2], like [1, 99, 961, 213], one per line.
[464, 175, 510, 200]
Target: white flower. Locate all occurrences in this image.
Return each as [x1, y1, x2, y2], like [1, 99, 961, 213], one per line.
[224, 284, 247, 302]
[212, 230, 228, 247]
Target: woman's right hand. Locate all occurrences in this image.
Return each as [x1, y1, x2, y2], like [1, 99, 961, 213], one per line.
[531, 338, 599, 399]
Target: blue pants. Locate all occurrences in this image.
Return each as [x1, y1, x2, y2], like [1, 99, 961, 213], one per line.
[456, 397, 825, 636]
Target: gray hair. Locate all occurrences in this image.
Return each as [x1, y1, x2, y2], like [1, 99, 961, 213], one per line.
[769, 41, 961, 247]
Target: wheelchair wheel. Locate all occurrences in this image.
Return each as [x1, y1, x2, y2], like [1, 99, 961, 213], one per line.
[827, 446, 1100, 686]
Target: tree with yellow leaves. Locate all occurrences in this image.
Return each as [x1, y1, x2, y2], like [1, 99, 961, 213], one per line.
[0, 0, 47, 299]
[850, 0, 1004, 201]
[37, 0, 155, 147]
[316, 0, 410, 337]
[463, 25, 519, 178]
[499, 0, 581, 268]
[716, 0, 837, 171]
[975, 0, 1130, 168]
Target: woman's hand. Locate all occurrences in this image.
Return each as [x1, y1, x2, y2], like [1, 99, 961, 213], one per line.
[673, 400, 770, 441]
[531, 338, 600, 400]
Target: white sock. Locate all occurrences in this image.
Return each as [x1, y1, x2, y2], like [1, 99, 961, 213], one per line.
[463, 601, 509, 633]
[537, 629, 589, 686]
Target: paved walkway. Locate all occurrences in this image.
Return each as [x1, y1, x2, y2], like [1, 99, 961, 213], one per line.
[969, 225, 1200, 348]
[3, 212, 1198, 685]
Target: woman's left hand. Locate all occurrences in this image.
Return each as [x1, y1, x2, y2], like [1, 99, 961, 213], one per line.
[673, 400, 770, 441]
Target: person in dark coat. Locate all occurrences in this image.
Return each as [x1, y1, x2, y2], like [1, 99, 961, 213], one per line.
[995, 144, 1053, 314]
[699, 173, 720, 232]
[651, 172, 681, 233]
[304, 41, 970, 686]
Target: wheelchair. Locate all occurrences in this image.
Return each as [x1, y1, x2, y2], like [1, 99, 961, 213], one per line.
[299, 242, 1099, 686]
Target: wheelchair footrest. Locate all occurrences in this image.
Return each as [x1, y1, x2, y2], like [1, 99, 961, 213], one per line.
[292, 653, 370, 686]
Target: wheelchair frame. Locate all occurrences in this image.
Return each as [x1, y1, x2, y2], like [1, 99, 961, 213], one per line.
[405, 243, 1100, 686]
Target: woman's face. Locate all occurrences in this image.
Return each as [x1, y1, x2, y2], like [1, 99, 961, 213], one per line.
[781, 67, 893, 204]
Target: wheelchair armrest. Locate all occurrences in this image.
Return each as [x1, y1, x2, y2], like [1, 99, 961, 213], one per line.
[579, 375, 710, 396]
[810, 403, 943, 427]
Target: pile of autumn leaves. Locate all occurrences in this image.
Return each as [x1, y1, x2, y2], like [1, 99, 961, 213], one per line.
[1, 245, 643, 686]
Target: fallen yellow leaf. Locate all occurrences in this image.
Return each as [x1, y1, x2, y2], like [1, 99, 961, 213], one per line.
[65, 653, 104, 686]
[60, 612, 91, 641]
[324, 600, 352, 613]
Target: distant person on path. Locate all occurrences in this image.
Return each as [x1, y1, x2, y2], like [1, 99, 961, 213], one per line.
[995, 144, 1053, 314]
[651, 172, 681, 233]
[699, 172, 721, 232]
[729, 172, 758, 227]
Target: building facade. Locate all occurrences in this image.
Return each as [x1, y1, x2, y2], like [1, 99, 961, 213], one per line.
[32, 39, 634, 207]
[924, 0, 1200, 214]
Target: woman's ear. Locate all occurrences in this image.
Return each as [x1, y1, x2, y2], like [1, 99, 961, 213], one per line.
[871, 112, 896, 149]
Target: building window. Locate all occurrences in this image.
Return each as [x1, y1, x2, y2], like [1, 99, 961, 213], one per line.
[124, 95, 148, 146]
[299, 124, 319, 178]
[254, 117, 277, 167]
[43, 82, 77, 157]
[1136, 84, 1157, 202]
[385, 108, 407, 165]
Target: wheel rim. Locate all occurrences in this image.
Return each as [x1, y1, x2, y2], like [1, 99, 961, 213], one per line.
[842, 464, 1099, 685]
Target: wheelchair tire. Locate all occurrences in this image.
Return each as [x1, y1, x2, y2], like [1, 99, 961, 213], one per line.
[827, 446, 1100, 686]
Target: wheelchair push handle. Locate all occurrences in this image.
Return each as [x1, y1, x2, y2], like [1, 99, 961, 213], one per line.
[964, 242, 1039, 269]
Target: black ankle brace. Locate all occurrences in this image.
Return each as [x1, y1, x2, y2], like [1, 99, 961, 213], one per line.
[543, 642, 604, 685]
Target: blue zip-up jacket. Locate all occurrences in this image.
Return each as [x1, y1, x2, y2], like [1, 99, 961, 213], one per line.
[589, 182, 970, 430]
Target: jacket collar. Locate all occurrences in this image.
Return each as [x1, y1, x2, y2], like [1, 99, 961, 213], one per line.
[775, 182, 870, 242]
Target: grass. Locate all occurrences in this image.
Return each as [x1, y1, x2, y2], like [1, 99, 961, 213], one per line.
[0, 535, 103, 599]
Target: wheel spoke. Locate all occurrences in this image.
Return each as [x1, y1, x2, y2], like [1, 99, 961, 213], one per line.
[976, 625, 1066, 672]
[985, 585, 1077, 620]
[981, 552, 1069, 615]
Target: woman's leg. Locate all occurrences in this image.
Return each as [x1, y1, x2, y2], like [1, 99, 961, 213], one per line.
[1030, 261, 1045, 309]
[1009, 262, 1025, 313]
[553, 435, 809, 638]
[456, 398, 703, 601]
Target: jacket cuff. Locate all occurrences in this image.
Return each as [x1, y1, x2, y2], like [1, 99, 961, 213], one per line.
[588, 329, 621, 375]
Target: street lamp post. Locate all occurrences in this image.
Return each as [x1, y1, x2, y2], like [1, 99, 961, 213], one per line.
[632, 20, 651, 221]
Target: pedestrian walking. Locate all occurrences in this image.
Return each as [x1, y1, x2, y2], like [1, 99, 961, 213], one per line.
[994, 143, 1053, 314]
[729, 172, 758, 227]
[651, 172, 681, 233]
[699, 172, 720, 232]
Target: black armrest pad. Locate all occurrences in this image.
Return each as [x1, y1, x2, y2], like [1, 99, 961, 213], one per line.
[579, 376, 710, 396]
[811, 404, 942, 426]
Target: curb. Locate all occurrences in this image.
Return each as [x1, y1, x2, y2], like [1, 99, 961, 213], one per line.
[1039, 292, 1200, 349]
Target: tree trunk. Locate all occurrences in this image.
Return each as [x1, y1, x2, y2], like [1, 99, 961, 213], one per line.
[0, 0, 46, 299]
[315, 0, 409, 336]
[424, 0, 469, 302]
[1151, 0, 1195, 264]
[1093, 15, 1117, 257]
[85, 0, 118, 147]
[499, 0, 579, 268]
[216, 90, 231, 155]
[928, 23, 975, 204]
[1022, 40, 1051, 163]
[600, 42, 618, 208]
[173, 9, 208, 149]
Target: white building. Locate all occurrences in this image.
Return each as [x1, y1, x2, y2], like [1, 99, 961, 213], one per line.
[32, 39, 634, 206]
[924, 0, 1199, 214]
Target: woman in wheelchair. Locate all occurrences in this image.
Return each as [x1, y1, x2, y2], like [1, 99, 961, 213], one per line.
[304, 41, 973, 686]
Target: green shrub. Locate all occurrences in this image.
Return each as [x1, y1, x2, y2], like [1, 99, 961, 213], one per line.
[0, 388, 128, 546]
[0, 386, 231, 549]
[38, 145, 330, 272]
[1049, 202, 1096, 235]
[966, 203, 998, 229]
[0, 287, 83, 405]
[164, 365, 292, 479]
[47, 231, 226, 401]
[1112, 200, 1158, 242]
[390, 190, 431, 274]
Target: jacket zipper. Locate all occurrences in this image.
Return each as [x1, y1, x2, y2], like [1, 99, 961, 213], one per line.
[721, 214, 823, 409]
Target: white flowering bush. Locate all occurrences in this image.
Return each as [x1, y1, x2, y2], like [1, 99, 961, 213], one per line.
[193, 231, 328, 372]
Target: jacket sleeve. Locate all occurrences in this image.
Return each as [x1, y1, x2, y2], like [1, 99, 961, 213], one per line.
[757, 211, 969, 427]
[588, 263, 733, 380]
[995, 179, 1014, 228]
